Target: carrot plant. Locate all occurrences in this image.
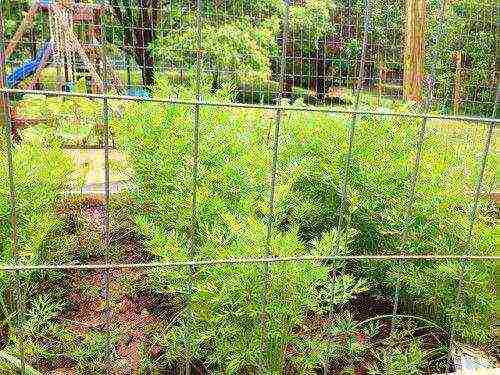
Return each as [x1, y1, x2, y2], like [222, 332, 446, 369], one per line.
[0, 136, 73, 368]
[110, 75, 496, 371]
[0, 137, 72, 264]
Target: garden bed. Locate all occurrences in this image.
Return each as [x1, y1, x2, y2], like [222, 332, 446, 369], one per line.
[0, 86, 497, 374]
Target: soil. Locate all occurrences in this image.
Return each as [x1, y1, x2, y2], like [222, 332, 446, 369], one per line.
[348, 292, 394, 322]
[0, 327, 8, 350]
[48, 201, 169, 374]
[284, 292, 451, 374]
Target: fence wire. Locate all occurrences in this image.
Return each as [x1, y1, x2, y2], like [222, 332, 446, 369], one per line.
[0, 0, 498, 374]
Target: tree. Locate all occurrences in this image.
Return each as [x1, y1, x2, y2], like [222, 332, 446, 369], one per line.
[403, 0, 426, 102]
[428, 0, 495, 115]
[109, 0, 163, 87]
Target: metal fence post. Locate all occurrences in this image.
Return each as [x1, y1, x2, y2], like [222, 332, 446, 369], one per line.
[0, 5, 26, 374]
[324, 0, 371, 372]
[185, 0, 204, 373]
[333, 0, 371, 252]
[390, 0, 447, 337]
[259, 1, 290, 372]
[99, 10, 113, 373]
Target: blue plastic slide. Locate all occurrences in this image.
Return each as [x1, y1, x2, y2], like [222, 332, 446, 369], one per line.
[6, 41, 53, 88]
[38, 0, 54, 10]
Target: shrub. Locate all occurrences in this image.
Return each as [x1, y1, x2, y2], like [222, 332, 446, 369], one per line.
[427, 0, 496, 115]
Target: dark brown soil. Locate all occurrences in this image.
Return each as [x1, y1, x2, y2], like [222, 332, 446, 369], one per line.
[348, 292, 394, 322]
[49, 201, 171, 374]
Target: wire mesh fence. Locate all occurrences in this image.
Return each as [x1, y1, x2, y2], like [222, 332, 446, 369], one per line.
[0, 0, 498, 374]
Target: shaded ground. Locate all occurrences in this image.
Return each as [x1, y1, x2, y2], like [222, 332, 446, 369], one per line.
[47, 201, 168, 374]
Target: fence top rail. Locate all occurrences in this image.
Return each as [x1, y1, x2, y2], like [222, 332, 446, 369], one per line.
[1, 88, 498, 125]
[0, 254, 498, 272]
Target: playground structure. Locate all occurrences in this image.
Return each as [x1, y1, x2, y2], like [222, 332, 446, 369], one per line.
[2, 0, 124, 135]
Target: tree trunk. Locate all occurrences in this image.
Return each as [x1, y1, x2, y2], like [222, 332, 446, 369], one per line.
[110, 0, 159, 87]
[403, 0, 426, 102]
[133, 24, 155, 87]
[142, 53, 155, 87]
[315, 41, 328, 99]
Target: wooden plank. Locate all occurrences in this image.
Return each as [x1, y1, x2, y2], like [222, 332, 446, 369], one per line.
[453, 51, 463, 115]
[68, 31, 104, 92]
[3, 1, 39, 64]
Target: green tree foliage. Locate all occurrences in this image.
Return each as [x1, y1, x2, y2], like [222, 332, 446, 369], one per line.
[151, 0, 282, 90]
[428, 0, 496, 115]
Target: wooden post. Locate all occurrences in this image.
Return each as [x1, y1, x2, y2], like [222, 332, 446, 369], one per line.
[3, 1, 39, 64]
[377, 65, 386, 106]
[452, 51, 463, 115]
[403, 0, 426, 102]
